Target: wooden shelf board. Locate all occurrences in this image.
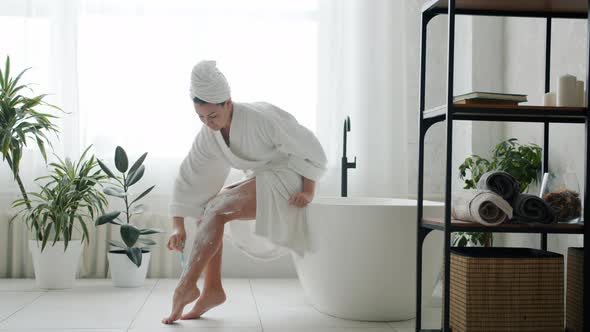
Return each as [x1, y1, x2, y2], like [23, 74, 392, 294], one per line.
[423, 104, 587, 123]
[422, 218, 584, 234]
[423, 0, 588, 18]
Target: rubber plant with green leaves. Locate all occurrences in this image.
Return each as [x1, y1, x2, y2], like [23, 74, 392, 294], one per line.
[12, 145, 109, 252]
[456, 138, 542, 247]
[95, 146, 162, 267]
[0, 56, 63, 237]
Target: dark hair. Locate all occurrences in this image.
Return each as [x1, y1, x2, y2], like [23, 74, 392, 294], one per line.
[192, 95, 226, 107]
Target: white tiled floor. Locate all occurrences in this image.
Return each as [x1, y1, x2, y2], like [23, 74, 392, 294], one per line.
[0, 278, 441, 332]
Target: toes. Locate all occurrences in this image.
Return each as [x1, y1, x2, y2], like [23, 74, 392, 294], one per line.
[162, 308, 182, 324]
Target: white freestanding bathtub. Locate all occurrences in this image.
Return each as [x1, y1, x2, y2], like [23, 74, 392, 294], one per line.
[291, 197, 444, 321]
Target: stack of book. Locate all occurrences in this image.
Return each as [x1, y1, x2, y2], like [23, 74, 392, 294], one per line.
[453, 92, 528, 106]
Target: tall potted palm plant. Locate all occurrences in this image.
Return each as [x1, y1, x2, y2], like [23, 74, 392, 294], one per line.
[0, 56, 62, 221]
[13, 145, 109, 289]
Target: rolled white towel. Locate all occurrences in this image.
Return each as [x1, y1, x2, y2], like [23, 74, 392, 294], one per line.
[451, 189, 513, 226]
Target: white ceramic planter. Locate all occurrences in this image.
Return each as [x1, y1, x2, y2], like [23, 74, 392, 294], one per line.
[107, 250, 151, 287]
[28, 239, 84, 289]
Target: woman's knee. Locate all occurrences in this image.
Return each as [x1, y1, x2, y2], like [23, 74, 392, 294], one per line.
[205, 192, 232, 211]
[202, 180, 255, 223]
[203, 193, 240, 221]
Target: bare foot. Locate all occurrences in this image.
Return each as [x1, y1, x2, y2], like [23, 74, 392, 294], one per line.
[180, 287, 226, 319]
[161, 281, 200, 324]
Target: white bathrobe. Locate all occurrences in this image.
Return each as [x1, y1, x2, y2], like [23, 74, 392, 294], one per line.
[169, 102, 328, 260]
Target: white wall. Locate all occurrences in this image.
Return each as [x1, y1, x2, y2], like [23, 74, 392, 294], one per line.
[404, 3, 505, 201]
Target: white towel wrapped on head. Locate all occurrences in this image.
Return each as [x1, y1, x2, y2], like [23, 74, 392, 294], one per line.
[451, 189, 513, 226]
[190, 60, 231, 103]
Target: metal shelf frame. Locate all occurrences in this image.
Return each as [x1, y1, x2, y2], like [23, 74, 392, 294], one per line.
[415, 1, 590, 331]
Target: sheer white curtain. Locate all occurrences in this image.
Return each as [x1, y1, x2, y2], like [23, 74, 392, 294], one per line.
[315, 0, 409, 198]
[0, 0, 319, 278]
[1, 0, 415, 278]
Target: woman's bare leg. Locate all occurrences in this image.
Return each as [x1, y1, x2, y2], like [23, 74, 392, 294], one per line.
[200, 186, 233, 292]
[203, 241, 223, 289]
[179, 241, 226, 319]
[162, 179, 256, 324]
[197, 186, 230, 291]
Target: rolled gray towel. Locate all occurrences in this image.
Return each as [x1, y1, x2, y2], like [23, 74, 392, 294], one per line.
[513, 193, 556, 224]
[476, 171, 520, 204]
[451, 189, 513, 226]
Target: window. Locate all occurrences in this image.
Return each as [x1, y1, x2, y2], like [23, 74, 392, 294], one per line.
[78, 0, 319, 158]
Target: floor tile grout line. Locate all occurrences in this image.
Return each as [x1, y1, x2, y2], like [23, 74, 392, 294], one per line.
[126, 278, 159, 332]
[248, 279, 264, 332]
[0, 290, 46, 326]
[0, 279, 49, 293]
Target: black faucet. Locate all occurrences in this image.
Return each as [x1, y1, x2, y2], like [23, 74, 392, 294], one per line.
[341, 116, 356, 197]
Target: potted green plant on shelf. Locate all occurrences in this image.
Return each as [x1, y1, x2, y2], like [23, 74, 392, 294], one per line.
[12, 145, 109, 289]
[456, 138, 542, 246]
[95, 146, 162, 287]
[0, 56, 62, 216]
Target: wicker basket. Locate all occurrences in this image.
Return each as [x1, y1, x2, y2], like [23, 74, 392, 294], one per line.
[449, 247, 564, 332]
[566, 247, 583, 332]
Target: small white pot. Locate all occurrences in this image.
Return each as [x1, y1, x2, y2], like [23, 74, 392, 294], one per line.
[107, 249, 151, 288]
[28, 239, 84, 289]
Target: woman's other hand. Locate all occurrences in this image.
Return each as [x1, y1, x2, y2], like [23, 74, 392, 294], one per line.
[167, 228, 186, 252]
[289, 191, 314, 208]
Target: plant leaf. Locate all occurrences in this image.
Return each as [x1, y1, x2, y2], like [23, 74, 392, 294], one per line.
[139, 228, 163, 235]
[41, 223, 52, 252]
[128, 152, 147, 175]
[130, 203, 145, 215]
[114, 146, 128, 173]
[127, 165, 145, 187]
[97, 159, 116, 178]
[103, 186, 127, 198]
[137, 238, 156, 245]
[4, 56, 10, 88]
[130, 185, 155, 205]
[95, 211, 121, 226]
[126, 247, 142, 267]
[120, 224, 140, 247]
[77, 216, 89, 245]
[108, 240, 127, 249]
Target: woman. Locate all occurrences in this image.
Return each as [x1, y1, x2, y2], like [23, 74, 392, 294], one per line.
[162, 60, 327, 324]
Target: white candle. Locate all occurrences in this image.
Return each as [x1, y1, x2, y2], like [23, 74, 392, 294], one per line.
[576, 80, 584, 106]
[543, 92, 556, 106]
[558, 74, 577, 106]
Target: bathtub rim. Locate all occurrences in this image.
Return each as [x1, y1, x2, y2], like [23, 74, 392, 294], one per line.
[310, 196, 444, 207]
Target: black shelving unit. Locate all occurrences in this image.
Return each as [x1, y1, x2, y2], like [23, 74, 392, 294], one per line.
[416, 0, 589, 331]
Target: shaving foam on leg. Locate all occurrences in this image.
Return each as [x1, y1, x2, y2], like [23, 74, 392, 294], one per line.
[178, 191, 248, 283]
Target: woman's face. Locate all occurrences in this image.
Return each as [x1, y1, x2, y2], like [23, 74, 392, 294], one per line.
[194, 100, 232, 131]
